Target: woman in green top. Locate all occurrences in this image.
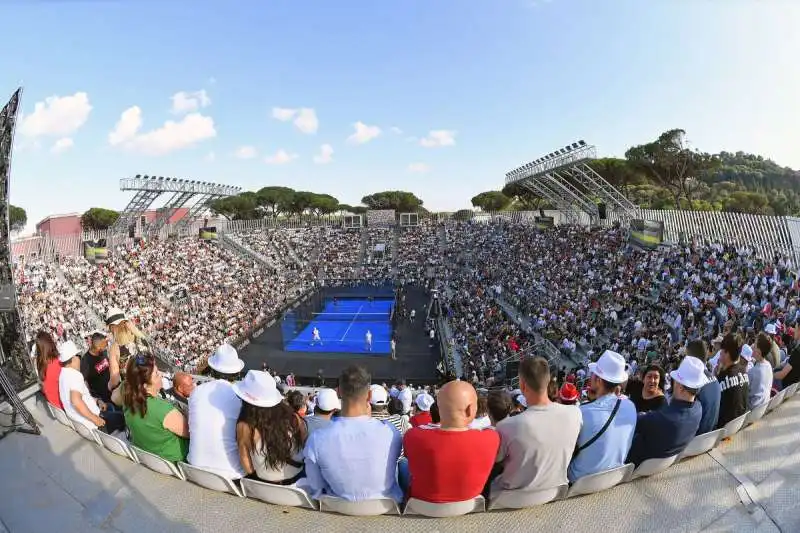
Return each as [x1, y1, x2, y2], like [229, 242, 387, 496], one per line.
[122, 354, 190, 462]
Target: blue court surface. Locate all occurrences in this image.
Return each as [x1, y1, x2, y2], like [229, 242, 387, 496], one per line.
[284, 299, 393, 355]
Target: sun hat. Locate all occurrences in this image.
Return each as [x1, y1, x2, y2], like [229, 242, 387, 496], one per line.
[415, 393, 435, 412]
[207, 343, 245, 374]
[370, 384, 389, 406]
[58, 341, 81, 363]
[315, 388, 341, 411]
[669, 356, 709, 390]
[232, 370, 283, 408]
[515, 394, 528, 408]
[591, 350, 629, 384]
[559, 382, 580, 402]
[105, 307, 127, 326]
[765, 323, 778, 335]
[740, 344, 753, 362]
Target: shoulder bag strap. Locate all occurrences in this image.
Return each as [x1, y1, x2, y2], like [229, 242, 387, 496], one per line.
[573, 398, 622, 459]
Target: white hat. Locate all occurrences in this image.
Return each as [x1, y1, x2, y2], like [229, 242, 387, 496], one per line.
[105, 307, 127, 326]
[415, 393, 434, 412]
[670, 356, 708, 389]
[765, 323, 777, 335]
[740, 344, 753, 362]
[516, 394, 528, 408]
[207, 343, 245, 374]
[370, 384, 388, 406]
[232, 370, 283, 408]
[591, 350, 629, 384]
[58, 341, 81, 363]
[315, 388, 341, 411]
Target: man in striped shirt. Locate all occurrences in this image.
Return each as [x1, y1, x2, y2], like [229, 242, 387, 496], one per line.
[370, 384, 410, 434]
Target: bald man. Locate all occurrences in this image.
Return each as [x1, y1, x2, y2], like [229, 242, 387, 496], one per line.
[166, 372, 195, 414]
[402, 380, 499, 503]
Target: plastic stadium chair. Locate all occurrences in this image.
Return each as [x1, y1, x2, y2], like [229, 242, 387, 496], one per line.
[319, 495, 401, 516]
[785, 382, 799, 398]
[131, 446, 185, 480]
[95, 431, 136, 462]
[766, 390, 787, 413]
[240, 478, 318, 510]
[744, 402, 770, 427]
[73, 422, 102, 446]
[404, 496, 485, 517]
[627, 455, 679, 481]
[722, 412, 749, 438]
[178, 462, 244, 497]
[52, 407, 75, 430]
[678, 429, 724, 460]
[488, 485, 568, 511]
[566, 464, 634, 499]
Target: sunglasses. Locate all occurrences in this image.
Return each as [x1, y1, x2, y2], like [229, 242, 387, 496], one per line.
[135, 354, 154, 367]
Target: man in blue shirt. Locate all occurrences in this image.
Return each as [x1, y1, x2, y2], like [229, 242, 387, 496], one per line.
[627, 356, 704, 466]
[304, 365, 403, 503]
[687, 339, 720, 434]
[568, 350, 637, 483]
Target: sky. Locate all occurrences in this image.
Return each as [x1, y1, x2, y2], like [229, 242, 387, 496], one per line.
[4, 0, 800, 232]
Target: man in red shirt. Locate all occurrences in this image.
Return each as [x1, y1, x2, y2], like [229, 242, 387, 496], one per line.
[403, 381, 499, 503]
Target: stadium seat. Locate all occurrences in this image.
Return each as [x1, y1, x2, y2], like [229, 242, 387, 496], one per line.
[95, 431, 136, 462]
[678, 429, 724, 460]
[785, 382, 799, 398]
[178, 462, 244, 497]
[131, 446, 185, 480]
[488, 485, 568, 510]
[626, 455, 679, 481]
[566, 464, 633, 499]
[73, 422, 102, 446]
[51, 407, 75, 430]
[318, 495, 401, 516]
[744, 402, 770, 427]
[240, 478, 318, 510]
[722, 412, 749, 438]
[403, 496, 485, 517]
[766, 389, 787, 413]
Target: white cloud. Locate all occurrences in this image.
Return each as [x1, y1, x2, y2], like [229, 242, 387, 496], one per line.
[264, 149, 298, 165]
[50, 137, 74, 154]
[234, 145, 258, 159]
[271, 107, 318, 134]
[313, 144, 334, 164]
[171, 90, 211, 115]
[19, 92, 92, 138]
[204, 151, 216, 162]
[108, 106, 217, 156]
[390, 126, 403, 135]
[420, 129, 457, 148]
[408, 162, 430, 173]
[347, 121, 382, 145]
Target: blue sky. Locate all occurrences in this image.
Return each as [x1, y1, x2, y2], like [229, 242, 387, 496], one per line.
[5, 0, 799, 231]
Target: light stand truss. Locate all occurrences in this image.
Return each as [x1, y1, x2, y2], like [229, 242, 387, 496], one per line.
[505, 141, 637, 225]
[111, 175, 241, 236]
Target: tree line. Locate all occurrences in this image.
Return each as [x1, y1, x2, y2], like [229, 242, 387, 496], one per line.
[474, 128, 800, 216]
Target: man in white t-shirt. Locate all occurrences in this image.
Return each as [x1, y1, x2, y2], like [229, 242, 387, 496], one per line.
[187, 344, 246, 479]
[58, 341, 125, 433]
[397, 380, 413, 414]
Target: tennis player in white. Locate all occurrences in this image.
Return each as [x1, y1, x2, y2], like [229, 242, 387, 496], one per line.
[365, 330, 373, 352]
[311, 326, 322, 346]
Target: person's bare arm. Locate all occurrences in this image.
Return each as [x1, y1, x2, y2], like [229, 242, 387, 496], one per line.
[70, 390, 105, 427]
[235, 422, 255, 474]
[108, 343, 121, 391]
[162, 409, 190, 438]
[775, 363, 793, 381]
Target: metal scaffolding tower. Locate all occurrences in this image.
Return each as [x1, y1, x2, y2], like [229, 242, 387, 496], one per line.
[111, 175, 241, 236]
[505, 141, 637, 226]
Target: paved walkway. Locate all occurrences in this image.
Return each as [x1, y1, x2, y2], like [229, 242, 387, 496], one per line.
[1, 392, 799, 533]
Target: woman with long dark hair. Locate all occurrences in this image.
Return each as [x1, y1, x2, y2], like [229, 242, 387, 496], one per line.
[122, 354, 189, 461]
[628, 364, 667, 413]
[234, 371, 307, 485]
[36, 331, 63, 409]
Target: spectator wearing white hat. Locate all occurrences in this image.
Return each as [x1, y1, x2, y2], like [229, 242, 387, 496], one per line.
[568, 350, 637, 483]
[370, 385, 410, 434]
[187, 343, 246, 479]
[410, 393, 435, 428]
[627, 356, 704, 466]
[748, 334, 774, 409]
[304, 365, 403, 503]
[234, 371, 307, 486]
[763, 323, 781, 369]
[305, 389, 341, 436]
[58, 341, 125, 433]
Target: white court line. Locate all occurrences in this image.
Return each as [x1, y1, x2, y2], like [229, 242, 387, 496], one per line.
[339, 305, 363, 342]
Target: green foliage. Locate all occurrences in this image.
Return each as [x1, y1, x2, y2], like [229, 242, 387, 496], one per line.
[361, 191, 424, 212]
[453, 209, 474, 221]
[9, 204, 26, 231]
[81, 208, 120, 230]
[255, 186, 295, 217]
[471, 191, 510, 211]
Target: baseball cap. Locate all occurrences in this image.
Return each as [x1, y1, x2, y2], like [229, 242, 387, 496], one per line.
[58, 341, 81, 363]
[370, 384, 388, 406]
[315, 388, 341, 411]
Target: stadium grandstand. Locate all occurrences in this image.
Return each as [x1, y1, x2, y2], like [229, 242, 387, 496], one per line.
[3, 87, 800, 533]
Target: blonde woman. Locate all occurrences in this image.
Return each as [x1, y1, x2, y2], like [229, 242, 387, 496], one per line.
[106, 307, 149, 381]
